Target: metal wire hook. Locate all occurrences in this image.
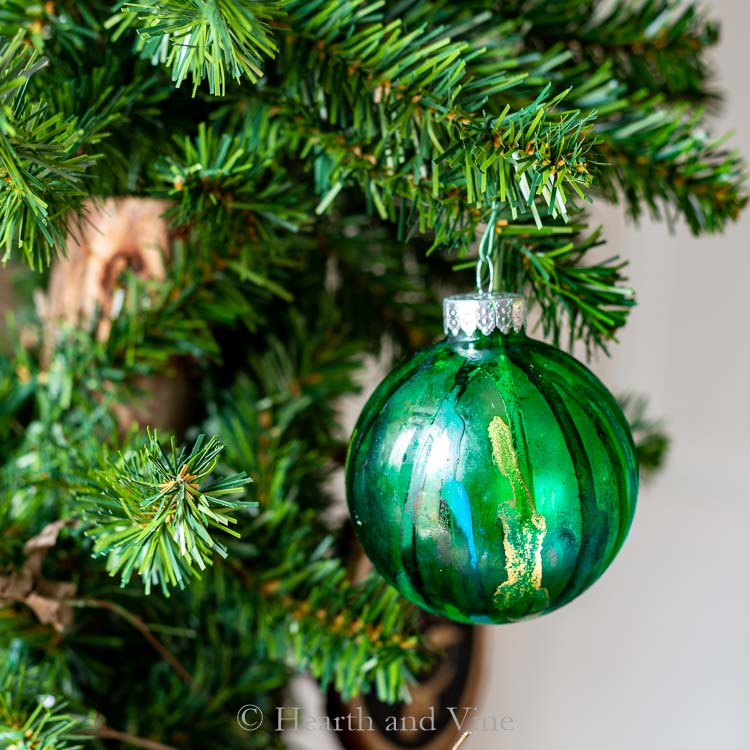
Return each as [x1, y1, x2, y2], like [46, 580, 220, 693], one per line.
[475, 256, 494, 295]
[476, 200, 499, 295]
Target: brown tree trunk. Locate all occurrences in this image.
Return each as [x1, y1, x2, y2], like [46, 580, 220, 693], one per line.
[40, 198, 191, 433]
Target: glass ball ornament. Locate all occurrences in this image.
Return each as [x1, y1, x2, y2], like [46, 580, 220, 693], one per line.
[345, 292, 638, 625]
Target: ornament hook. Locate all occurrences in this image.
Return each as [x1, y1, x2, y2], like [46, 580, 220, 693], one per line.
[475, 256, 494, 295]
[476, 201, 499, 295]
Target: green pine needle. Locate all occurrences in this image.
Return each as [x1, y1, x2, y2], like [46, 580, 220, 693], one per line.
[83, 431, 255, 595]
[107, 0, 288, 94]
[0, 33, 95, 269]
[0, 652, 86, 750]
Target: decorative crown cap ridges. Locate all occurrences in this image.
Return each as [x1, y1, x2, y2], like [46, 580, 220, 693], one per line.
[443, 292, 526, 338]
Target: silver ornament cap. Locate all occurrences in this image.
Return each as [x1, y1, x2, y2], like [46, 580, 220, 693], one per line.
[443, 292, 526, 338]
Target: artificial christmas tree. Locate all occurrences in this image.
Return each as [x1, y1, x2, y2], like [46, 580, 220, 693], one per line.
[0, 1, 745, 748]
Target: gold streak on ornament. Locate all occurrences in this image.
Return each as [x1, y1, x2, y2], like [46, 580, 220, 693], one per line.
[488, 416, 548, 605]
[488, 415, 537, 515]
[496, 514, 547, 596]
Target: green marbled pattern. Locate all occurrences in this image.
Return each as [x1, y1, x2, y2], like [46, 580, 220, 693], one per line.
[345, 327, 638, 624]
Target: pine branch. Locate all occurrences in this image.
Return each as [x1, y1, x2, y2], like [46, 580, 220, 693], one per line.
[94, 244, 255, 366]
[107, 0, 287, 94]
[206, 349, 430, 703]
[80, 431, 255, 594]
[278, 0, 598, 249]
[474, 36, 747, 234]
[0, 33, 96, 269]
[0, 349, 34, 455]
[0, 1, 103, 64]
[254, 563, 428, 701]
[203, 363, 427, 702]
[433, 0, 716, 101]
[0, 32, 170, 268]
[70, 597, 195, 686]
[518, 0, 720, 103]
[589, 98, 747, 233]
[0, 353, 117, 537]
[619, 394, 669, 475]
[253, 88, 594, 254]
[206, 337, 362, 520]
[312, 214, 448, 353]
[489, 217, 635, 353]
[91, 726, 179, 750]
[0, 247, 282, 534]
[156, 115, 311, 247]
[38, 59, 178, 197]
[0, 651, 86, 750]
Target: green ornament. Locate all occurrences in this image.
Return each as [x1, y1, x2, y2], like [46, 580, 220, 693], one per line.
[345, 293, 638, 625]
